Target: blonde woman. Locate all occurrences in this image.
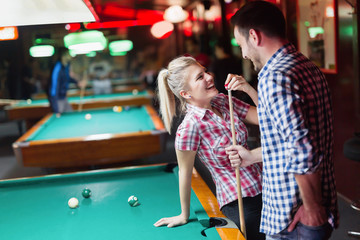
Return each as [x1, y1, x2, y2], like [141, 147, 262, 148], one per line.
[154, 56, 264, 240]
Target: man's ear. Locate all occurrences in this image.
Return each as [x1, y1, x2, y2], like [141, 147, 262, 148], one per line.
[249, 29, 261, 46]
[180, 90, 191, 99]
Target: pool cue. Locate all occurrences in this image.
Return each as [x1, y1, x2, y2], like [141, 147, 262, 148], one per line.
[228, 89, 247, 239]
[78, 70, 87, 112]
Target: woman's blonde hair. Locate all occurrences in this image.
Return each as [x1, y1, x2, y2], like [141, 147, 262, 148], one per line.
[157, 56, 198, 133]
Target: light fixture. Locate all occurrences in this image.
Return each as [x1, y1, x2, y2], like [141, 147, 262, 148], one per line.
[29, 45, 55, 58]
[109, 40, 133, 53]
[86, 51, 97, 57]
[150, 21, 174, 39]
[308, 27, 324, 38]
[164, 5, 188, 23]
[110, 51, 127, 57]
[0, 0, 98, 27]
[0, 27, 18, 41]
[64, 30, 107, 55]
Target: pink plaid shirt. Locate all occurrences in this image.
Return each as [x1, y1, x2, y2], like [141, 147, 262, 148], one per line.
[175, 94, 262, 209]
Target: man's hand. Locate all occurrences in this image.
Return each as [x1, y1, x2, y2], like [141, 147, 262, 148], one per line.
[287, 204, 328, 232]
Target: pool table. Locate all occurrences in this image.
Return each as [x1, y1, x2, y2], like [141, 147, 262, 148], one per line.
[0, 164, 243, 240]
[31, 85, 146, 100]
[5, 90, 154, 128]
[13, 105, 166, 168]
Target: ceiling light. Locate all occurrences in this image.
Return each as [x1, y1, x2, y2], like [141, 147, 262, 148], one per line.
[150, 21, 174, 39]
[64, 30, 107, 54]
[164, 5, 188, 23]
[109, 40, 133, 53]
[0, 0, 98, 27]
[0, 27, 18, 41]
[29, 45, 55, 58]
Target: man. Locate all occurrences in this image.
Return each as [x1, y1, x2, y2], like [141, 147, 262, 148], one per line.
[225, 1, 338, 239]
[48, 48, 84, 114]
[88, 54, 112, 95]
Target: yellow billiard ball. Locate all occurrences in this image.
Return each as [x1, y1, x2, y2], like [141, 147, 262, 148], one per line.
[113, 106, 122, 112]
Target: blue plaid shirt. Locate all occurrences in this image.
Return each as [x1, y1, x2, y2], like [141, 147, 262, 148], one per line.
[257, 43, 339, 235]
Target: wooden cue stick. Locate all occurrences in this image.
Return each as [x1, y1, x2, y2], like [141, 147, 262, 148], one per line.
[228, 90, 247, 239]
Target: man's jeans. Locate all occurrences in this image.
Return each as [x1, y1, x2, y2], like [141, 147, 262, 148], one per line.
[266, 222, 333, 240]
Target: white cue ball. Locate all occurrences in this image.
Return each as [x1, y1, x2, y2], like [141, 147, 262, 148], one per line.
[68, 197, 79, 209]
[132, 89, 139, 95]
[85, 113, 92, 120]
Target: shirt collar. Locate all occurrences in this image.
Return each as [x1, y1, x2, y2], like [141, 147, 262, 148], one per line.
[185, 103, 209, 119]
[185, 94, 224, 119]
[258, 43, 296, 79]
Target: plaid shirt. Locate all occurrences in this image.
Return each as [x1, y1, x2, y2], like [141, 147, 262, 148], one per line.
[175, 93, 262, 209]
[257, 43, 339, 235]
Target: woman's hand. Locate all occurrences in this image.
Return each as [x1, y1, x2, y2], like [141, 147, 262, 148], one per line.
[225, 74, 252, 93]
[153, 214, 188, 228]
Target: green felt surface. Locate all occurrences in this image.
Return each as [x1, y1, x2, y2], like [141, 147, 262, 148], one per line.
[12, 91, 149, 107]
[0, 165, 219, 240]
[27, 106, 156, 141]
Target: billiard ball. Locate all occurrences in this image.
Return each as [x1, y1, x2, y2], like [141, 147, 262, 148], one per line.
[68, 197, 79, 208]
[132, 89, 139, 95]
[113, 106, 122, 112]
[82, 188, 91, 198]
[128, 195, 139, 207]
[124, 106, 130, 111]
[26, 99, 32, 104]
[85, 113, 92, 120]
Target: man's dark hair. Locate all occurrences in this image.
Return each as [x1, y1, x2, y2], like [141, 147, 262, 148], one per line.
[230, 1, 286, 40]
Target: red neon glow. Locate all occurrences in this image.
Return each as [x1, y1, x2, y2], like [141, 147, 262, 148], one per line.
[102, 5, 136, 19]
[85, 19, 160, 29]
[84, 3, 165, 30]
[65, 23, 81, 31]
[83, 0, 100, 22]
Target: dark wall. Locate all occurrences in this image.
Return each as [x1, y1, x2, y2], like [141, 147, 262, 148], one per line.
[286, 0, 360, 201]
[329, 0, 360, 201]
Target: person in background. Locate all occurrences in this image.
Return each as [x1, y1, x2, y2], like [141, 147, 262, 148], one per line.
[48, 47, 85, 114]
[154, 56, 265, 240]
[209, 37, 243, 95]
[226, 1, 338, 239]
[88, 54, 112, 95]
[184, 37, 211, 69]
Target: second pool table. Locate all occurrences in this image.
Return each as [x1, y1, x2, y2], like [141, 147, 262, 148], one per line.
[5, 90, 154, 128]
[13, 105, 166, 168]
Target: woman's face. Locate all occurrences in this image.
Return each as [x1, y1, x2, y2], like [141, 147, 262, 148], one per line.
[183, 63, 218, 107]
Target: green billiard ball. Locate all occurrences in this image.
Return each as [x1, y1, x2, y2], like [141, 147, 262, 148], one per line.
[82, 188, 91, 198]
[128, 195, 139, 207]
